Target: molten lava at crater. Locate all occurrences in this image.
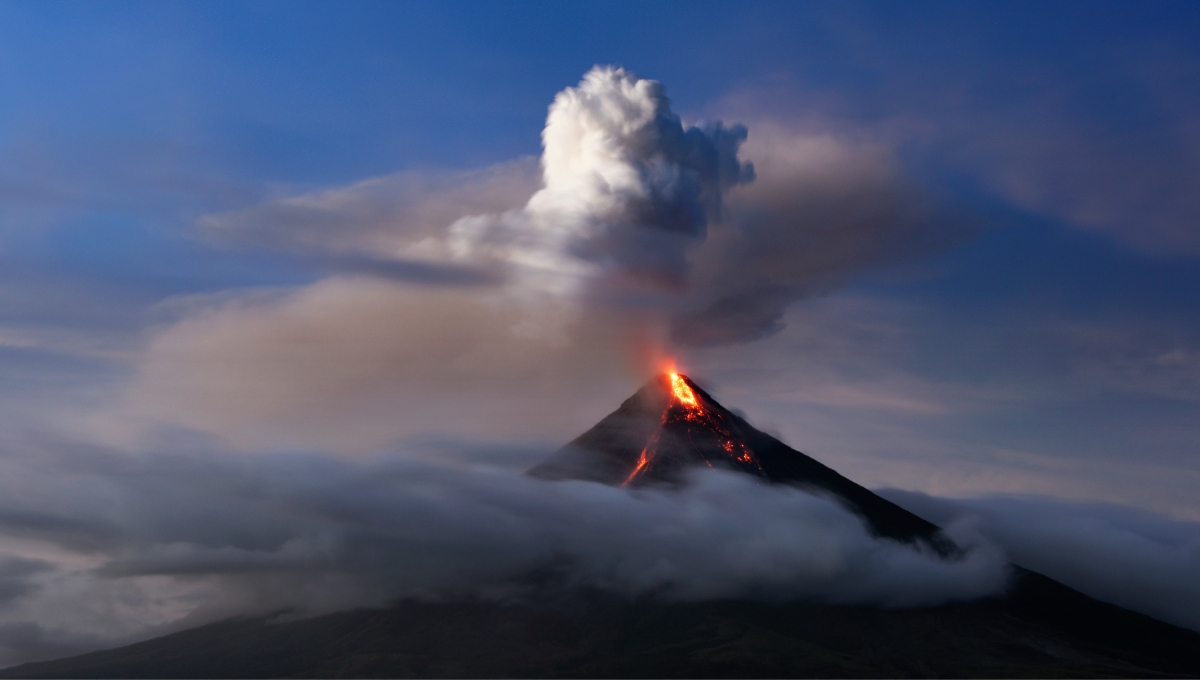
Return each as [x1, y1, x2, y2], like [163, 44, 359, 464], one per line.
[531, 373, 954, 548]
[623, 372, 765, 486]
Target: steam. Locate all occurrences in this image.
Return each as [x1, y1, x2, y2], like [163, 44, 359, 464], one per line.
[119, 67, 958, 449]
[449, 67, 754, 298]
[433, 66, 954, 342]
[0, 441, 1007, 667]
[198, 66, 947, 342]
[878, 490, 1200, 633]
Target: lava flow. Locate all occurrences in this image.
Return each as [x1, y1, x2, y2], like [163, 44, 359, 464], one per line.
[622, 372, 765, 485]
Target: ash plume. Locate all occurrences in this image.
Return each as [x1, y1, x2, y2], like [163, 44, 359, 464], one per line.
[127, 67, 961, 449]
[198, 66, 949, 337]
[449, 66, 755, 298]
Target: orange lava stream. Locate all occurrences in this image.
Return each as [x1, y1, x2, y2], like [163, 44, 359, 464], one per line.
[669, 372, 698, 407]
[623, 433, 657, 485]
[622, 372, 763, 486]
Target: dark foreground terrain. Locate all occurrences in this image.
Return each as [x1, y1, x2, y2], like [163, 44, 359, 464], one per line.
[4, 570, 1199, 679]
[8, 375, 1196, 678]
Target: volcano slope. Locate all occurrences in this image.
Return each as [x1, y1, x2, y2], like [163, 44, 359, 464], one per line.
[530, 373, 952, 549]
[4, 374, 1199, 679]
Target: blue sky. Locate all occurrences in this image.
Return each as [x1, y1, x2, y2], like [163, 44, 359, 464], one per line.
[0, 0, 1199, 663]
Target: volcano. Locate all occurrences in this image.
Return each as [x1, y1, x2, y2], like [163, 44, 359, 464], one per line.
[530, 372, 949, 548]
[5, 374, 1200, 679]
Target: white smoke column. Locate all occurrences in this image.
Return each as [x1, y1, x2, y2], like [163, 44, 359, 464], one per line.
[451, 66, 754, 303]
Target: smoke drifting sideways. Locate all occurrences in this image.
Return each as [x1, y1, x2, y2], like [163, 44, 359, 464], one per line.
[218, 65, 956, 344]
[443, 66, 960, 344]
[120, 67, 961, 452]
[878, 489, 1200, 634]
[0, 441, 1007, 667]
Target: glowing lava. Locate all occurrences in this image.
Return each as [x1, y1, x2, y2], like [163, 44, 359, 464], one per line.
[622, 372, 764, 485]
[669, 372, 698, 408]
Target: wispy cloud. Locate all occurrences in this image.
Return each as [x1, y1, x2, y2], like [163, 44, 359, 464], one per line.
[879, 490, 1200, 632]
[0, 440, 1005, 666]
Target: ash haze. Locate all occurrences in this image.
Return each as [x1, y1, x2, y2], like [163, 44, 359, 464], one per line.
[1, 0, 1199, 668]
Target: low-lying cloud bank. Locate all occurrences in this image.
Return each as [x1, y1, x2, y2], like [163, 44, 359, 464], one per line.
[5, 444, 1198, 669]
[878, 489, 1200, 633]
[0, 439, 1004, 667]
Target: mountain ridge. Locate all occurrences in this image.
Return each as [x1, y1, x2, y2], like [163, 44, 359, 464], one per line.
[530, 373, 949, 548]
[3, 373, 1198, 678]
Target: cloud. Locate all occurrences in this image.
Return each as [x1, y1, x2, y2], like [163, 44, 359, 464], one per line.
[673, 123, 965, 345]
[0, 556, 52, 605]
[88, 464, 1004, 609]
[195, 66, 952, 331]
[705, 33, 1200, 258]
[673, 286, 1200, 522]
[944, 44, 1200, 256]
[119, 277, 640, 452]
[0, 439, 1006, 666]
[884, 37, 1200, 257]
[198, 157, 542, 269]
[113, 67, 962, 450]
[877, 490, 1200, 633]
[447, 66, 755, 298]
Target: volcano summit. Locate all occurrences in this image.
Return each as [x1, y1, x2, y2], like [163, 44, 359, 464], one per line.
[531, 372, 949, 548]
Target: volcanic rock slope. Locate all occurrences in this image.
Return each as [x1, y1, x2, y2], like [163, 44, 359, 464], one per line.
[4, 374, 1199, 679]
[529, 373, 949, 546]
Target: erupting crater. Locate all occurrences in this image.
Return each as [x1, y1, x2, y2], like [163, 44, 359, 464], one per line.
[529, 371, 953, 548]
[623, 372, 765, 486]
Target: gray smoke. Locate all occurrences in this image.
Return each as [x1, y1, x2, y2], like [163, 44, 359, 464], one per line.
[117, 68, 966, 452]
[197, 67, 959, 348]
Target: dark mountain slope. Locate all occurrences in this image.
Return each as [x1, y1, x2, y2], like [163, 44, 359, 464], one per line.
[530, 373, 946, 545]
[5, 373, 1198, 678]
[5, 575, 1199, 678]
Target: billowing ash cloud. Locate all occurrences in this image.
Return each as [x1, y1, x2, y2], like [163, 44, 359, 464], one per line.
[877, 490, 1200, 633]
[196, 66, 950, 343]
[675, 126, 961, 345]
[0, 440, 1006, 667]
[117, 67, 959, 449]
[449, 67, 754, 295]
[439, 67, 958, 343]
